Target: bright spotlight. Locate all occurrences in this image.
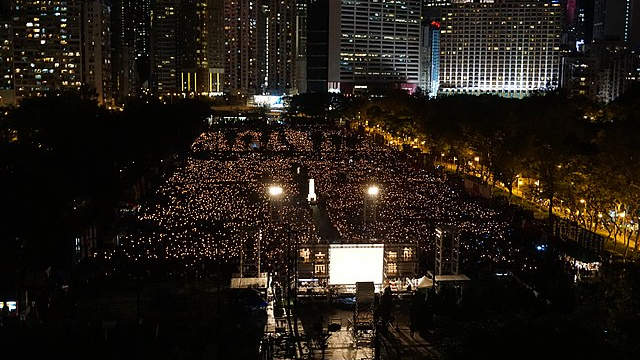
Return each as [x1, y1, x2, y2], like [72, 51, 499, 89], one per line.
[367, 185, 379, 196]
[269, 185, 283, 196]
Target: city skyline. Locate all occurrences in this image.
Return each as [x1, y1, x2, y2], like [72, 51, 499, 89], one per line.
[0, 0, 638, 107]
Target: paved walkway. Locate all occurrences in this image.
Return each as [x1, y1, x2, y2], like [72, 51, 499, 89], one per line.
[264, 297, 440, 360]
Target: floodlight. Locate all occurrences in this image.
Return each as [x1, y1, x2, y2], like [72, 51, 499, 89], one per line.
[269, 186, 283, 197]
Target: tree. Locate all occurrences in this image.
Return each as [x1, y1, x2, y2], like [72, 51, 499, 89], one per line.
[520, 92, 586, 230]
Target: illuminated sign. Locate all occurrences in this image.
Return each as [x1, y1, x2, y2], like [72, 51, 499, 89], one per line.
[0, 301, 17, 312]
[253, 95, 284, 109]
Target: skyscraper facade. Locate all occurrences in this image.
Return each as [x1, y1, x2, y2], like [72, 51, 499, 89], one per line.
[11, 0, 83, 100]
[207, 0, 225, 94]
[424, 19, 441, 98]
[328, 0, 423, 94]
[82, 0, 112, 106]
[177, 0, 210, 95]
[260, 0, 297, 95]
[438, 0, 563, 98]
[294, 0, 308, 94]
[561, 0, 639, 103]
[224, 0, 261, 96]
[0, 15, 14, 106]
[112, 0, 151, 100]
[152, 0, 178, 96]
[306, 0, 329, 93]
[593, 0, 639, 47]
[149, 0, 300, 99]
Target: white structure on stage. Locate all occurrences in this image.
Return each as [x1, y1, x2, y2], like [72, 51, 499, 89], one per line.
[308, 178, 317, 204]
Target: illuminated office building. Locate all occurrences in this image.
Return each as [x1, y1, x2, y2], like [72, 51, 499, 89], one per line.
[152, 0, 225, 97]
[424, 19, 441, 98]
[177, 0, 211, 95]
[149, 0, 300, 98]
[328, 0, 423, 94]
[82, 0, 112, 106]
[439, 0, 563, 98]
[0, 16, 14, 106]
[207, 0, 225, 95]
[112, 0, 151, 101]
[11, 0, 83, 100]
[224, 0, 261, 96]
[152, 0, 179, 96]
[260, 0, 297, 96]
[561, 0, 639, 103]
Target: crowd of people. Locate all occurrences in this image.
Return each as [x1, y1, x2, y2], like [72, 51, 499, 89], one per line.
[111, 122, 518, 275]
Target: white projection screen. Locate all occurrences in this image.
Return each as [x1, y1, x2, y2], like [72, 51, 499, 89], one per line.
[328, 244, 384, 285]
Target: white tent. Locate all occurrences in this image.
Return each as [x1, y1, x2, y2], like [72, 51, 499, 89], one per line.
[416, 276, 434, 289]
[416, 274, 470, 289]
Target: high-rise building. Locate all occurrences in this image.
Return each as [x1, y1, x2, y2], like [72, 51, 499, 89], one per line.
[177, 0, 210, 95]
[592, 43, 633, 103]
[593, 0, 639, 47]
[82, 0, 112, 106]
[11, 0, 83, 101]
[328, 0, 422, 95]
[306, 0, 329, 93]
[147, 0, 300, 98]
[294, 0, 308, 94]
[207, 0, 225, 94]
[561, 55, 597, 99]
[559, 0, 580, 52]
[562, 0, 639, 102]
[438, 0, 563, 98]
[423, 19, 441, 98]
[0, 15, 14, 106]
[575, 0, 595, 50]
[224, 0, 261, 96]
[152, 0, 226, 98]
[112, 0, 152, 101]
[152, 0, 179, 96]
[260, 0, 297, 95]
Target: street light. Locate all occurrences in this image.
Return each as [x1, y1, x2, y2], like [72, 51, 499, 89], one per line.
[580, 198, 587, 214]
[268, 185, 284, 222]
[364, 185, 379, 230]
[474, 156, 480, 177]
[269, 185, 283, 197]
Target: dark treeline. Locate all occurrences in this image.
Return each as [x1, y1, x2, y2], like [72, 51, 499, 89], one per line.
[0, 93, 210, 271]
